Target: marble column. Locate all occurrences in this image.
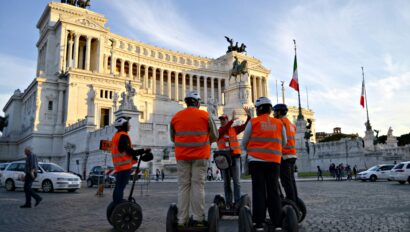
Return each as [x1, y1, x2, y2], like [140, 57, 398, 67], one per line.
[258, 76, 263, 98]
[110, 57, 115, 75]
[182, 73, 186, 99]
[67, 35, 74, 68]
[152, 68, 157, 95]
[73, 34, 80, 68]
[144, 73, 148, 89]
[196, 76, 200, 96]
[218, 78, 222, 105]
[160, 69, 164, 95]
[189, 75, 193, 91]
[252, 76, 257, 101]
[129, 62, 133, 78]
[175, 73, 179, 101]
[85, 36, 92, 71]
[120, 60, 125, 77]
[211, 77, 215, 100]
[204, 76, 207, 100]
[103, 54, 108, 74]
[168, 72, 172, 99]
[56, 84, 64, 126]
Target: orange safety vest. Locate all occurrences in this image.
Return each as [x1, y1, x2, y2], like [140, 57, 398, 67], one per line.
[217, 127, 242, 155]
[281, 117, 297, 159]
[171, 107, 211, 160]
[246, 114, 283, 164]
[111, 131, 136, 172]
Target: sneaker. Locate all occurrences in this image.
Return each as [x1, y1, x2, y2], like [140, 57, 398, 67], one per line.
[191, 220, 207, 228]
[177, 223, 186, 228]
[35, 197, 42, 207]
[20, 204, 31, 208]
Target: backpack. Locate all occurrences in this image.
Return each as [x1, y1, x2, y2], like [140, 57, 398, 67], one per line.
[213, 150, 232, 170]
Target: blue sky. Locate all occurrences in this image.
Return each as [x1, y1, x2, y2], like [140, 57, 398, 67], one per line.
[0, 0, 409, 136]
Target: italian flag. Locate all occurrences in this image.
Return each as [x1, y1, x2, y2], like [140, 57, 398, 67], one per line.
[289, 55, 299, 92]
[360, 78, 365, 108]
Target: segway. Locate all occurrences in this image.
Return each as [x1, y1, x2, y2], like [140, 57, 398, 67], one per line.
[278, 183, 306, 223]
[106, 150, 153, 232]
[166, 203, 220, 232]
[213, 194, 251, 218]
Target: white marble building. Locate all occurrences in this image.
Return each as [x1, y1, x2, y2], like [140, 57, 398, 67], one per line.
[0, 2, 279, 176]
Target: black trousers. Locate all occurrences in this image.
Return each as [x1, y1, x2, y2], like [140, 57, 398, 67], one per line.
[280, 158, 298, 203]
[249, 161, 281, 227]
[113, 169, 131, 204]
[24, 176, 41, 206]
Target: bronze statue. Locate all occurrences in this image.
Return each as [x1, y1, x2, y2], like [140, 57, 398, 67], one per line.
[229, 56, 248, 82]
[61, 0, 90, 9]
[224, 36, 247, 54]
[225, 36, 234, 52]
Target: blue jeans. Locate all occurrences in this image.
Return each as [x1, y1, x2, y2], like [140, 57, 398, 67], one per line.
[113, 169, 131, 204]
[221, 156, 241, 205]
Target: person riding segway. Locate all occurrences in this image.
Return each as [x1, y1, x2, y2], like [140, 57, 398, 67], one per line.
[166, 91, 220, 232]
[213, 107, 252, 217]
[240, 97, 297, 231]
[273, 104, 306, 223]
[106, 116, 153, 232]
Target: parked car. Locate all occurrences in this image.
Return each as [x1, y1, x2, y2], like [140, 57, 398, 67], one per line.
[0, 162, 10, 186]
[358, 164, 395, 182]
[1, 161, 81, 193]
[86, 166, 116, 187]
[389, 161, 410, 184]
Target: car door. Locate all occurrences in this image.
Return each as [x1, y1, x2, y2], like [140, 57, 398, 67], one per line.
[32, 166, 44, 189]
[380, 165, 393, 179]
[14, 163, 26, 188]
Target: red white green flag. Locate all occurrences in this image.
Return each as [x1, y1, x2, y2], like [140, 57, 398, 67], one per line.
[289, 55, 299, 91]
[360, 78, 365, 108]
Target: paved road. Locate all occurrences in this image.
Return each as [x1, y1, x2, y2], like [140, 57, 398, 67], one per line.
[0, 180, 409, 232]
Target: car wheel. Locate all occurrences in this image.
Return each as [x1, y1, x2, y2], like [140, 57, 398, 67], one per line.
[87, 179, 93, 188]
[398, 181, 405, 185]
[5, 179, 15, 191]
[408, 176, 410, 184]
[42, 180, 54, 193]
[370, 175, 377, 182]
[68, 189, 78, 193]
[361, 179, 366, 182]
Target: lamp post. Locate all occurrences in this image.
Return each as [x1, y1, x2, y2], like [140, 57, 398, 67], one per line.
[64, 143, 76, 172]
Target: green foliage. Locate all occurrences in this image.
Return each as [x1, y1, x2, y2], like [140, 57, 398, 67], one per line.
[319, 133, 358, 143]
[376, 135, 387, 144]
[398, 132, 410, 146]
[0, 116, 8, 132]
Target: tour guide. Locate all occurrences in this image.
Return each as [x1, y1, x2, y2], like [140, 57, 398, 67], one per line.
[242, 97, 287, 230]
[217, 106, 251, 209]
[111, 116, 151, 206]
[170, 91, 218, 227]
[273, 104, 299, 203]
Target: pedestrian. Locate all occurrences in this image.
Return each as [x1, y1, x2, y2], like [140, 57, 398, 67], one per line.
[217, 106, 252, 209]
[216, 169, 222, 181]
[317, 166, 323, 181]
[161, 169, 165, 181]
[353, 165, 357, 180]
[273, 104, 299, 204]
[110, 116, 152, 207]
[170, 91, 218, 228]
[346, 165, 352, 180]
[207, 167, 213, 181]
[156, 169, 160, 181]
[20, 147, 42, 208]
[242, 97, 286, 231]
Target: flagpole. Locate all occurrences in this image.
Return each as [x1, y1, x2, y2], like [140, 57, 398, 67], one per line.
[306, 86, 309, 109]
[362, 66, 370, 128]
[294, 39, 304, 120]
[275, 79, 279, 103]
[281, 81, 285, 104]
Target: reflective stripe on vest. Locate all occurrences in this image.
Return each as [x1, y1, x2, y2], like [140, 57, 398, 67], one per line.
[281, 117, 297, 159]
[111, 131, 136, 172]
[246, 114, 283, 163]
[171, 108, 211, 160]
[217, 127, 242, 155]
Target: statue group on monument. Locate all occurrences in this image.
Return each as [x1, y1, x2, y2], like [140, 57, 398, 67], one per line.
[61, 0, 90, 9]
[224, 36, 247, 53]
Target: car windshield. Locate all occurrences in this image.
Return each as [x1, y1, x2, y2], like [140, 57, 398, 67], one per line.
[40, 163, 65, 172]
[393, 164, 404, 169]
[368, 166, 379, 171]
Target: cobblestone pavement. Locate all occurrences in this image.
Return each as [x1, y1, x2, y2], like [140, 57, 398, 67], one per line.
[0, 180, 409, 232]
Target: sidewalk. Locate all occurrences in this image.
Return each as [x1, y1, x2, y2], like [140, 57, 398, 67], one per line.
[150, 176, 340, 183]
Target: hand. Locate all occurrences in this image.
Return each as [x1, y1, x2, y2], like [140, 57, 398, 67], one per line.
[231, 110, 237, 121]
[144, 148, 151, 153]
[243, 106, 252, 117]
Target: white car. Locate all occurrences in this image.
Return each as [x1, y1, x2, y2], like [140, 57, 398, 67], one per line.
[1, 161, 81, 193]
[389, 161, 410, 184]
[0, 162, 10, 186]
[358, 164, 395, 182]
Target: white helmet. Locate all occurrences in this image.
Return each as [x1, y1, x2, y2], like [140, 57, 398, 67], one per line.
[114, 116, 130, 127]
[185, 91, 201, 100]
[255, 97, 272, 107]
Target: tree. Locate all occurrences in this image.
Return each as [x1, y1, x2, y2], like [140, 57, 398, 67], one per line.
[0, 115, 8, 132]
[398, 133, 410, 146]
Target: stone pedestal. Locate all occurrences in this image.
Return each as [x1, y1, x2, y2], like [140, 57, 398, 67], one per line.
[223, 75, 252, 117]
[114, 109, 141, 145]
[386, 135, 398, 147]
[363, 129, 375, 150]
[295, 118, 307, 151]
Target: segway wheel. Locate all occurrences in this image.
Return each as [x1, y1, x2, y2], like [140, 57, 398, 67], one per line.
[281, 199, 301, 223]
[208, 204, 220, 232]
[296, 197, 307, 223]
[110, 202, 143, 232]
[238, 194, 252, 209]
[238, 206, 254, 232]
[282, 205, 298, 232]
[213, 194, 226, 209]
[166, 203, 178, 232]
[106, 200, 126, 225]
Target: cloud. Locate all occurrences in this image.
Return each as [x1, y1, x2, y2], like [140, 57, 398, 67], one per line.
[0, 53, 36, 112]
[105, 0, 221, 57]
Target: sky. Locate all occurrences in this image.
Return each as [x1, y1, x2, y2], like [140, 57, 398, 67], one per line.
[0, 0, 409, 137]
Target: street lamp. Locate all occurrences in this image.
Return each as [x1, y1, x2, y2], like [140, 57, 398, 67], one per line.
[64, 142, 76, 172]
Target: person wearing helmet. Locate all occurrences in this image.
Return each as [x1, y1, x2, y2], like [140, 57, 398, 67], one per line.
[273, 104, 299, 203]
[217, 106, 252, 210]
[242, 97, 287, 230]
[170, 91, 218, 228]
[111, 116, 151, 206]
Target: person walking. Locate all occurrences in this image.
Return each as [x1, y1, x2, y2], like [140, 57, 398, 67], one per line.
[111, 116, 151, 206]
[217, 106, 252, 209]
[161, 169, 165, 181]
[242, 97, 287, 231]
[317, 166, 323, 181]
[20, 147, 42, 208]
[273, 103, 299, 203]
[353, 165, 357, 180]
[170, 91, 218, 228]
[156, 169, 160, 181]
